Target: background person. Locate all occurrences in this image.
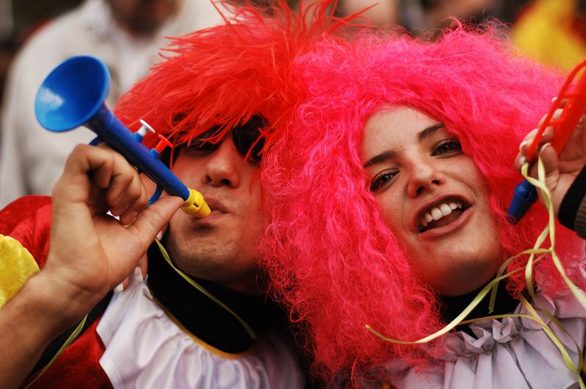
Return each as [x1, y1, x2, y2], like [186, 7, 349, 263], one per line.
[0, 0, 224, 207]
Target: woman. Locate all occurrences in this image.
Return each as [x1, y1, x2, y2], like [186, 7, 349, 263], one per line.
[261, 24, 586, 387]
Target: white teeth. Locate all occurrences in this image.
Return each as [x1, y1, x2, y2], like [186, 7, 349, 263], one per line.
[420, 200, 463, 229]
[431, 208, 442, 220]
[439, 203, 452, 216]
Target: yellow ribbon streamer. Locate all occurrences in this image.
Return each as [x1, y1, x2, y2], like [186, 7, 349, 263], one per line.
[154, 239, 258, 340]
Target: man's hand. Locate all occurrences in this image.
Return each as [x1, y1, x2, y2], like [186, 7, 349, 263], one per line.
[516, 109, 586, 214]
[0, 145, 182, 388]
[42, 144, 183, 319]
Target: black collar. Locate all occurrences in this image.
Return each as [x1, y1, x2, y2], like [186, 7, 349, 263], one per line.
[438, 282, 519, 331]
[146, 242, 284, 354]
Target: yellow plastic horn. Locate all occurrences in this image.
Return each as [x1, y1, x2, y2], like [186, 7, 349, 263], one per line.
[181, 189, 212, 217]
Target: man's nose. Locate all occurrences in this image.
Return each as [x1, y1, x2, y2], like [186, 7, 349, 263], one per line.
[406, 160, 443, 198]
[203, 140, 241, 187]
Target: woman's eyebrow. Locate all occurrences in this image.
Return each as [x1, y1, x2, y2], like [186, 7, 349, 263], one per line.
[416, 123, 444, 142]
[363, 150, 396, 168]
[363, 123, 444, 168]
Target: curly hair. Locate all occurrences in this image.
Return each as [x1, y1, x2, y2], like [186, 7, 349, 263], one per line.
[261, 23, 586, 382]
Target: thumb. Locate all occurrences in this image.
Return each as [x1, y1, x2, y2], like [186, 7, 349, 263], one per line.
[128, 196, 184, 244]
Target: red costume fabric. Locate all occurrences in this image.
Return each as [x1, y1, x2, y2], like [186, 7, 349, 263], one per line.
[0, 196, 111, 388]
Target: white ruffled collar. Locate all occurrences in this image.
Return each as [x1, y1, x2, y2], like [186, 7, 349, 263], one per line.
[381, 292, 586, 389]
[96, 270, 304, 388]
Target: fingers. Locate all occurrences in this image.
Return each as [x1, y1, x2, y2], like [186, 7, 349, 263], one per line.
[516, 107, 565, 170]
[516, 127, 551, 166]
[53, 144, 148, 218]
[53, 143, 183, 242]
[527, 142, 558, 180]
[536, 107, 564, 130]
[44, 144, 181, 312]
[110, 173, 148, 224]
[127, 195, 183, 250]
[516, 128, 537, 170]
[517, 128, 537, 167]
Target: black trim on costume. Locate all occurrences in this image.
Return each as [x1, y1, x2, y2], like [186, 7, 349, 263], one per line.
[30, 291, 113, 375]
[146, 242, 284, 354]
[438, 282, 518, 336]
[559, 164, 586, 230]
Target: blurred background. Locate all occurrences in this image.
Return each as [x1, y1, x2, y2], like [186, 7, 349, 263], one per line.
[317, 0, 586, 71]
[0, 0, 584, 206]
[0, 0, 82, 108]
[2, 0, 585, 108]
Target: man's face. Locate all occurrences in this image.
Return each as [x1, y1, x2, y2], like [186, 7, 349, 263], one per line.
[166, 136, 265, 294]
[107, 0, 181, 36]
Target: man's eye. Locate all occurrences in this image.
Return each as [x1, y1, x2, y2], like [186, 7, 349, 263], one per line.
[432, 138, 462, 156]
[369, 169, 398, 192]
[183, 141, 219, 155]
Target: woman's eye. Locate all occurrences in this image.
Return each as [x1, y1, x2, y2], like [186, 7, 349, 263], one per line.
[369, 169, 398, 192]
[432, 138, 462, 156]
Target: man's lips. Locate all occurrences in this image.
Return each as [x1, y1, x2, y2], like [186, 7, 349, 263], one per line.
[201, 196, 229, 214]
[188, 196, 230, 227]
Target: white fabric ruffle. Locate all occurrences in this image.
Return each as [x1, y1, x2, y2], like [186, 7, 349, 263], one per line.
[97, 270, 304, 389]
[383, 292, 586, 389]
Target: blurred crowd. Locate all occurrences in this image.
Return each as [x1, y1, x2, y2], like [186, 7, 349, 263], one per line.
[0, 0, 224, 205]
[0, 0, 584, 206]
[321, 0, 585, 70]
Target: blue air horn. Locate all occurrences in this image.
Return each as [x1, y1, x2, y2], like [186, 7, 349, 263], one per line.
[35, 55, 210, 217]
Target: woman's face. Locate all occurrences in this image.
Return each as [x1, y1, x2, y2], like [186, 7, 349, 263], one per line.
[361, 107, 502, 296]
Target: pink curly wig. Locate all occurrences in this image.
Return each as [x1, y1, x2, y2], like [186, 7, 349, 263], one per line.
[261, 24, 586, 382]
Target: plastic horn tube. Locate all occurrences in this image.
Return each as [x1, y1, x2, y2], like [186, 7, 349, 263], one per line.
[508, 60, 586, 223]
[34, 55, 211, 218]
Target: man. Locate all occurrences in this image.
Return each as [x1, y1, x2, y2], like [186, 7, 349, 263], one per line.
[0, 0, 224, 206]
[0, 2, 333, 387]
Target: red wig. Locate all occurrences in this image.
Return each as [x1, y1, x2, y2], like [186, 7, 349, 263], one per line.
[261, 23, 586, 382]
[114, 1, 345, 153]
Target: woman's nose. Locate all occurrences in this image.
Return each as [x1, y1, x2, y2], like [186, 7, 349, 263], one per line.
[406, 162, 443, 198]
